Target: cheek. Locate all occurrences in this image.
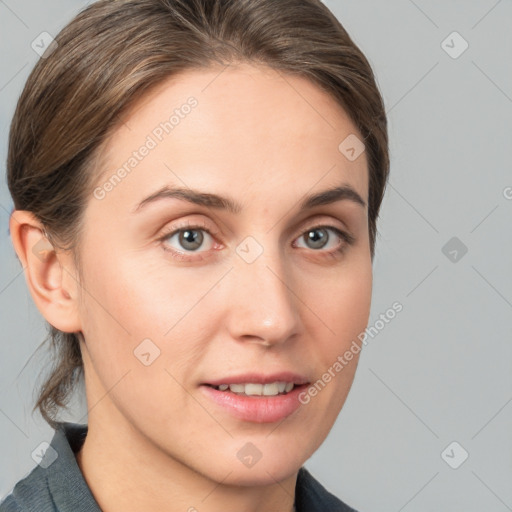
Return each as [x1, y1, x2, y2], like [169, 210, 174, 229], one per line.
[76, 254, 207, 421]
[315, 261, 372, 352]
[303, 258, 372, 408]
[78, 250, 217, 375]
[293, 264, 371, 459]
[82, 249, 196, 335]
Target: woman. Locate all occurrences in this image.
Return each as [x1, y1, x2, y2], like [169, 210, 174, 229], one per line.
[1, 0, 389, 510]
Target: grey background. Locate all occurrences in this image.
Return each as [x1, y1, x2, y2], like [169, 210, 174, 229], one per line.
[1, 0, 511, 510]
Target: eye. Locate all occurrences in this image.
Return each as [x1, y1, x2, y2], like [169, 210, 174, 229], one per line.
[293, 225, 355, 256]
[159, 221, 218, 258]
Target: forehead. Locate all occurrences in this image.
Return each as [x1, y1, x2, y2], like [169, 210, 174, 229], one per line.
[91, 62, 368, 212]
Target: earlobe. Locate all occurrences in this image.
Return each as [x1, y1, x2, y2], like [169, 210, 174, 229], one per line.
[9, 210, 82, 333]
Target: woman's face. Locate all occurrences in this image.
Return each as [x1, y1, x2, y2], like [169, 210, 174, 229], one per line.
[76, 62, 372, 484]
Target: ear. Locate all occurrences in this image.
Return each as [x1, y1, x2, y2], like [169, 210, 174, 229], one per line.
[9, 210, 82, 333]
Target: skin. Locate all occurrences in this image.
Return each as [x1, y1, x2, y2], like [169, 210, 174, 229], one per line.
[10, 62, 372, 512]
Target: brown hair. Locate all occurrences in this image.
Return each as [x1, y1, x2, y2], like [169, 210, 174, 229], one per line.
[7, 0, 389, 430]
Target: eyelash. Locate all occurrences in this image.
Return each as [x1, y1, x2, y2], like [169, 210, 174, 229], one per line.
[157, 220, 356, 262]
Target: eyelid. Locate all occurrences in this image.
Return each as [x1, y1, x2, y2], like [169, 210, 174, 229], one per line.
[303, 224, 356, 245]
[160, 218, 221, 238]
[158, 215, 351, 241]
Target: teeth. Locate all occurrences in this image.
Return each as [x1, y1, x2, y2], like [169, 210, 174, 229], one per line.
[229, 383, 245, 393]
[262, 383, 279, 396]
[245, 383, 263, 395]
[213, 381, 296, 396]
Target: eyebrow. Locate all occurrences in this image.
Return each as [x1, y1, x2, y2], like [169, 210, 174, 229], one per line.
[131, 183, 366, 214]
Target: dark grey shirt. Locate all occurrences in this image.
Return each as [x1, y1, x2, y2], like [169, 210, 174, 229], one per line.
[0, 422, 359, 512]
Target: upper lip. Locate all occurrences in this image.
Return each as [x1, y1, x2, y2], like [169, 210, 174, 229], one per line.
[203, 372, 310, 387]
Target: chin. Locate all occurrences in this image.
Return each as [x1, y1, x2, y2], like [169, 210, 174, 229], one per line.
[196, 446, 308, 487]
[220, 463, 302, 487]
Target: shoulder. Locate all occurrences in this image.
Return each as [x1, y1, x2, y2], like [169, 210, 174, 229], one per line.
[0, 463, 53, 512]
[0, 422, 98, 512]
[295, 466, 360, 512]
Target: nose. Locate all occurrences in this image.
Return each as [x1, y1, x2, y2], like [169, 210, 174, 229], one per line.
[224, 244, 302, 348]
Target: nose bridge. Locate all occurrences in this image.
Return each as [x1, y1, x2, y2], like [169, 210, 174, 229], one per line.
[227, 235, 301, 344]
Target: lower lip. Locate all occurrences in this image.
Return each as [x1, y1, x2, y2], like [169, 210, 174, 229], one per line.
[200, 384, 309, 423]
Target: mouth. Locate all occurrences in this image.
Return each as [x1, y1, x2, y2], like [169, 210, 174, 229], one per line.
[204, 381, 304, 396]
[199, 373, 311, 423]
